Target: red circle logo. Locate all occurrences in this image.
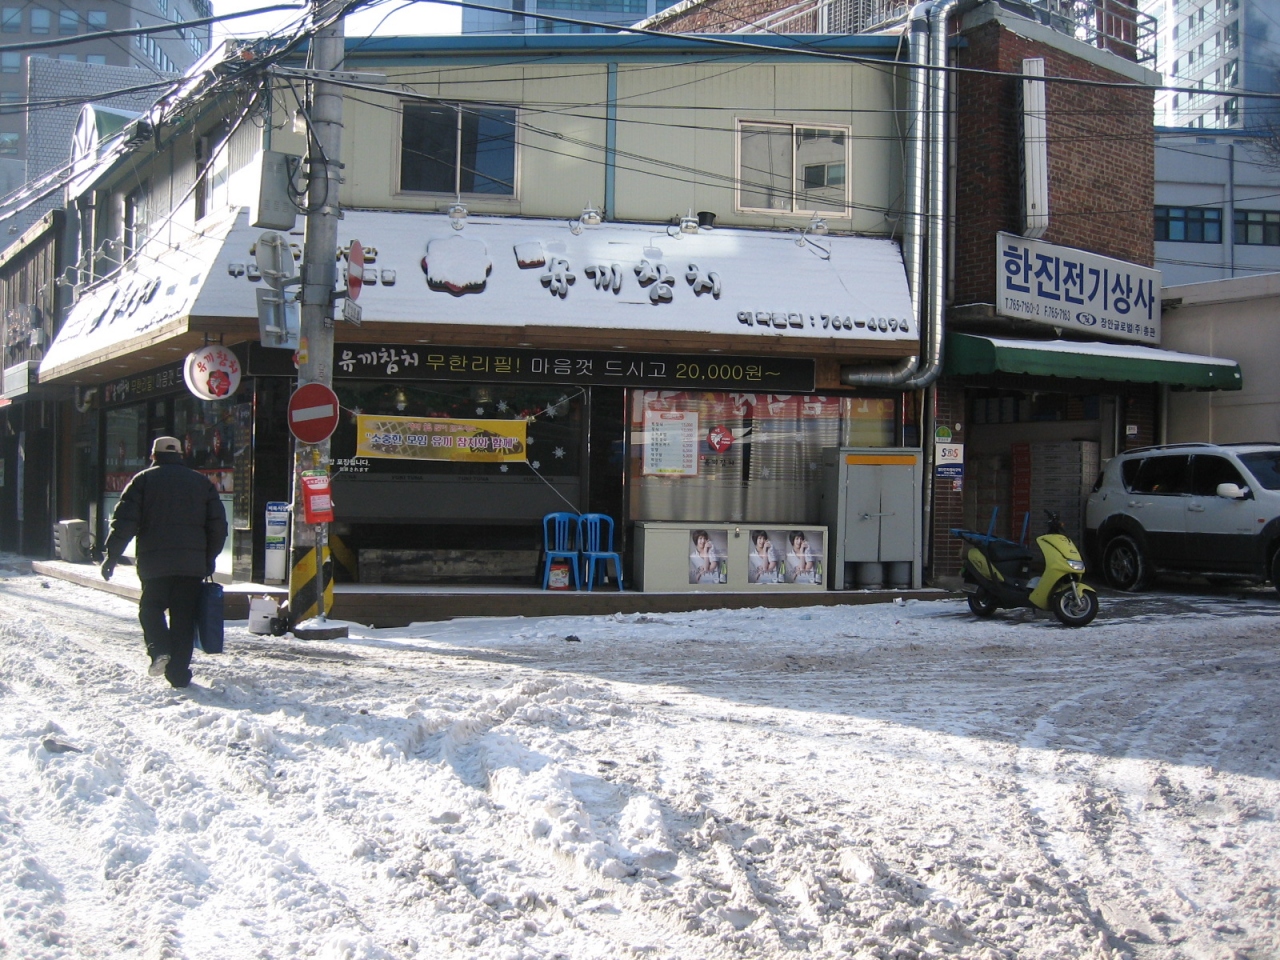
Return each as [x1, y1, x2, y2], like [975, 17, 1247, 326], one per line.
[707, 425, 734, 453]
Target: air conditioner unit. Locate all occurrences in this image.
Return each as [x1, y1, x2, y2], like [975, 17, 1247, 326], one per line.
[53, 519, 91, 562]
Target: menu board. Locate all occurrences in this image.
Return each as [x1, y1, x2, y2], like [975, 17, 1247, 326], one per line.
[643, 410, 699, 476]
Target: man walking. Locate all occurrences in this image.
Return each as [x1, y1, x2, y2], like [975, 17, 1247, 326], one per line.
[101, 436, 227, 688]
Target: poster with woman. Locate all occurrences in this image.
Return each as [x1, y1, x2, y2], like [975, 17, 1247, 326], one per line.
[773, 529, 825, 585]
[747, 530, 781, 584]
[688, 529, 728, 584]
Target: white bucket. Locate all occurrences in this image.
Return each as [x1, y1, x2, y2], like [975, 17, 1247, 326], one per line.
[248, 596, 279, 634]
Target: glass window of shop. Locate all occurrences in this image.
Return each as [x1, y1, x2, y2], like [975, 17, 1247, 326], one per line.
[104, 404, 149, 494]
[629, 390, 903, 524]
[172, 394, 239, 493]
[327, 381, 584, 526]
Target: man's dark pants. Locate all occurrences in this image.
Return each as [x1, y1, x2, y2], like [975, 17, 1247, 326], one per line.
[139, 575, 202, 687]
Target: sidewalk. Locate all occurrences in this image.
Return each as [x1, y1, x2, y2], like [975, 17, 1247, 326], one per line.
[30, 559, 951, 628]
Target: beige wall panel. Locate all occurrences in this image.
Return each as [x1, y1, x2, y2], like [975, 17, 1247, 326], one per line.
[611, 64, 707, 223]
[1165, 298, 1280, 443]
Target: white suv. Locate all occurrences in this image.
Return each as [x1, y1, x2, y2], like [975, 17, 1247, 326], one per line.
[1084, 443, 1280, 592]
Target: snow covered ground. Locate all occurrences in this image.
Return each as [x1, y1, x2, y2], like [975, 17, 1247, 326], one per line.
[1, 556, 1278, 960]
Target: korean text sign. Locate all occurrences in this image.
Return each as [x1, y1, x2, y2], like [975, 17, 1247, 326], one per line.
[996, 232, 1161, 344]
[355, 415, 528, 463]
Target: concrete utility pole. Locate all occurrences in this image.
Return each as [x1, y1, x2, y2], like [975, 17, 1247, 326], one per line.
[287, 0, 348, 639]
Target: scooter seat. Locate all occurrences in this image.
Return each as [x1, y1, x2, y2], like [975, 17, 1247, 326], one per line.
[986, 540, 1034, 565]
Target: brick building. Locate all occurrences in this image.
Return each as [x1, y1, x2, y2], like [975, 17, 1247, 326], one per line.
[647, 0, 1243, 580]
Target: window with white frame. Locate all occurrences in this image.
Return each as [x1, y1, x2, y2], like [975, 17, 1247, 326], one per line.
[738, 120, 849, 215]
[1, 8, 21, 32]
[399, 102, 517, 197]
[30, 8, 48, 32]
[58, 9, 76, 33]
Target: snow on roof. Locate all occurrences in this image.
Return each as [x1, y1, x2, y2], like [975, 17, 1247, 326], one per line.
[196, 209, 916, 344]
[39, 209, 241, 379]
[40, 209, 916, 378]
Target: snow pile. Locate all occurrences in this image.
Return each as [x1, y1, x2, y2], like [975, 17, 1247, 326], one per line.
[1, 563, 1278, 959]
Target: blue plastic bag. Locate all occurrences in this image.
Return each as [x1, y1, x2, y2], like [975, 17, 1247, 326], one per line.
[194, 580, 224, 654]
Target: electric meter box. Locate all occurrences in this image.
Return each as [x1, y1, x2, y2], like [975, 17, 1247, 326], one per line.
[820, 448, 923, 590]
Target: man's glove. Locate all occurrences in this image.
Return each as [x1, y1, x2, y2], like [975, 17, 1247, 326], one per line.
[100, 558, 117, 581]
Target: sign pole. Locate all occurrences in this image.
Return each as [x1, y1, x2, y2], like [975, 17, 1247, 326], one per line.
[287, 0, 347, 640]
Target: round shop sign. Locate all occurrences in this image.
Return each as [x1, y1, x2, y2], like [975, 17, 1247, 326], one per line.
[707, 424, 734, 454]
[184, 345, 241, 401]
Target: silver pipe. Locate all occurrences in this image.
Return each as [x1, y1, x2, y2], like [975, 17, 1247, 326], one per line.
[840, 0, 964, 390]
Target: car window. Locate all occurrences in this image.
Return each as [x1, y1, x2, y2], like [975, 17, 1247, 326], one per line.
[1130, 455, 1190, 494]
[1237, 451, 1280, 491]
[1120, 459, 1143, 490]
[1190, 455, 1246, 496]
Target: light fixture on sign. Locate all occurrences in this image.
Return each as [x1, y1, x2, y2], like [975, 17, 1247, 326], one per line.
[394, 388, 408, 412]
[447, 202, 468, 231]
[667, 210, 700, 238]
[570, 203, 602, 235]
[795, 216, 829, 246]
[795, 215, 831, 259]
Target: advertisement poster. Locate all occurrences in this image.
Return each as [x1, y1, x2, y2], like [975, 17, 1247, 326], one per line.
[772, 529, 825, 584]
[688, 528, 728, 584]
[935, 441, 964, 480]
[356, 415, 528, 463]
[644, 410, 699, 476]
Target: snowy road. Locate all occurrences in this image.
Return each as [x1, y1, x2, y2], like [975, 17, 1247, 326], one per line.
[1, 559, 1278, 960]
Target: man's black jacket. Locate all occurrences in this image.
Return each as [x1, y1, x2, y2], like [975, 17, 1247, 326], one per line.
[105, 453, 228, 580]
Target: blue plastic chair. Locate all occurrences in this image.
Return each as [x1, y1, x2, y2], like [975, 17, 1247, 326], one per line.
[579, 513, 623, 591]
[541, 512, 581, 590]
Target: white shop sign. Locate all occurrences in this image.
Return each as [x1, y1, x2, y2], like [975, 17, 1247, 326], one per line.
[997, 232, 1162, 345]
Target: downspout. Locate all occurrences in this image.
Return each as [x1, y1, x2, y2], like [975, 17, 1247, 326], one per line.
[604, 62, 618, 220]
[841, 0, 966, 391]
[840, 0, 968, 582]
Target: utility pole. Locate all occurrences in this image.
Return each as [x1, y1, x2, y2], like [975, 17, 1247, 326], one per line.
[287, 0, 348, 640]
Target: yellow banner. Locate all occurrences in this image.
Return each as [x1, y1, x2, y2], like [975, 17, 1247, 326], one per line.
[355, 415, 528, 462]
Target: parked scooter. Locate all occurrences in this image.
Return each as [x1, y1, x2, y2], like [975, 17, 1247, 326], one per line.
[952, 510, 1098, 627]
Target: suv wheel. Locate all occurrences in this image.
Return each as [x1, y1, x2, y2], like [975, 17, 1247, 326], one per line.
[1103, 535, 1150, 591]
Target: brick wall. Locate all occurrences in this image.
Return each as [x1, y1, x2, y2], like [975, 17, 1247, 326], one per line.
[931, 380, 967, 577]
[954, 19, 1155, 306]
[646, 0, 786, 32]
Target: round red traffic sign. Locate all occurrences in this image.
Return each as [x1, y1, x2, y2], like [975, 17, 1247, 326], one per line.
[347, 240, 363, 302]
[287, 382, 340, 444]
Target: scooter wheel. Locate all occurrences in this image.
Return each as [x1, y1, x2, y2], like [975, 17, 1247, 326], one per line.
[1051, 587, 1098, 627]
[967, 589, 999, 617]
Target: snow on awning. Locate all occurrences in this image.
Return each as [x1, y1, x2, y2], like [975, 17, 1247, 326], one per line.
[39, 209, 240, 382]
[946, 333, 1243, 390]
[193, 209, 916, 347]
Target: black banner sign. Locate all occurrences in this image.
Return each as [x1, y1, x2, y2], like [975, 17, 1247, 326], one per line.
[102, 363, 185, 406]
[249, 343, 815, 393]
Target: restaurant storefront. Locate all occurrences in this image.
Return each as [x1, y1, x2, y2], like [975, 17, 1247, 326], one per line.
[42, 208, 924, 589]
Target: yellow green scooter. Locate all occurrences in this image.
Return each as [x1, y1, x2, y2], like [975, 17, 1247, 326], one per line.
[952, 510, 1098, 627]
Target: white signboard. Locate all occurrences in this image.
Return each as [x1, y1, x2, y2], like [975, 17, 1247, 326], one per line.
[997, 232, 1161, 345]
[644, 410, 699, 476]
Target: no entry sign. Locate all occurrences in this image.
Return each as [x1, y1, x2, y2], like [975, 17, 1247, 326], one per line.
[287, 383, 340, 444]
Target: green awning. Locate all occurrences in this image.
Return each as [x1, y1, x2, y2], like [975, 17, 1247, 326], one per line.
[945, 333, 1242, 390]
